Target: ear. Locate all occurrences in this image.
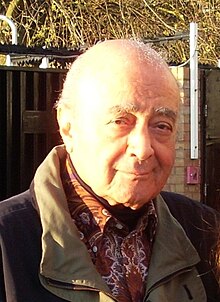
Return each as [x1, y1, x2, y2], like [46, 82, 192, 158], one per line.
[56, 107, 73, 153]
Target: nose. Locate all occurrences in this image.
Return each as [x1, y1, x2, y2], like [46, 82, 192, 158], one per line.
[127, 126, 154, 161]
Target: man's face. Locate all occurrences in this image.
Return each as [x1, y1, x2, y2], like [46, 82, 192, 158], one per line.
[67, 62, 180, 209]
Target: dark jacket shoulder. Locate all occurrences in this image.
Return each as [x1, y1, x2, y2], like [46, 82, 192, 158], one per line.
[0, 190, 35, 215]
[0, 191, 63, 301]
[0, 190, 42, 242]
[161, 191, 220, 300]
[161, 191, 220, 230]
[161, 191, 220, 253]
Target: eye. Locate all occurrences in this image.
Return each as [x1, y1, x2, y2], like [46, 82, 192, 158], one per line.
[156, 122, 173, 131]
[150, 121, 174, 138]
[106, 115, 136, 137]
[113, 118, 129, 125]
[107, 114, 136, 128]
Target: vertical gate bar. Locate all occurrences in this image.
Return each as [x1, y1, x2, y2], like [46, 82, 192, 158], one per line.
[33, 71, 39, 167]
[46, 72, 52, 148]
[6, 70, 13, 196]
[20, 71, 26, 190]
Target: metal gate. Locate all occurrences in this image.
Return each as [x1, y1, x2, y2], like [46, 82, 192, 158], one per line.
[201, 68, 220, 211]
[0, 66, 67, 200]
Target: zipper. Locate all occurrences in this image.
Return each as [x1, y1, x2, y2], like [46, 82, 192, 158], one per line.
[45, 277, 117, 300]
[46, 277, 96, 291]
[144, 266, 194, 300]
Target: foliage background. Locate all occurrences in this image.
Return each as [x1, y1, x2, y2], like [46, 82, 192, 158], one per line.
[0, 0, 219, 65]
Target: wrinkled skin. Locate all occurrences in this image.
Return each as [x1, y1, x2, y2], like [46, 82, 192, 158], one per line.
[59, 40, 180, 210]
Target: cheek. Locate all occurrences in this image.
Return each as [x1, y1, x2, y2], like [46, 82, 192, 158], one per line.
[101, 146, 123, 173]
[76, 136, 120, 173]
[95, 140, 128, 187]
[155, 142, 176, 168]
[71, 123, 127, 179]
[104, 138, 129, 167]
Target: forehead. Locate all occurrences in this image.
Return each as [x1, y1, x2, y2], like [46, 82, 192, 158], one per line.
[75, 57, 180, 119]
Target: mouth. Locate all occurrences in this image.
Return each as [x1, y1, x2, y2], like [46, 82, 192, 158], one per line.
[118, 170, 151, 178]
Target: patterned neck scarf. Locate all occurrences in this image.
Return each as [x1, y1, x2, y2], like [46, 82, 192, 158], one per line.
[61, 156, 158, 302]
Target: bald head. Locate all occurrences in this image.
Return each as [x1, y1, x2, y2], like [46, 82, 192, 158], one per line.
[56, 39, 178, 114]
[75, 39, 165, 70]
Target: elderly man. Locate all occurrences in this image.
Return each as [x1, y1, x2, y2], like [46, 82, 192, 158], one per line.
[0, 39, 219, 302]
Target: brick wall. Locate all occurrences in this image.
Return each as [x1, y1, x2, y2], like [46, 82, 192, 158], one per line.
[164, 67, 201, 201]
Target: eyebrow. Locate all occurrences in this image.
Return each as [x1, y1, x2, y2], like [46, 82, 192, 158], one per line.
[154, 107, 178, 122]
[109, 104, 139, 114]
[108, 104, 178, 121]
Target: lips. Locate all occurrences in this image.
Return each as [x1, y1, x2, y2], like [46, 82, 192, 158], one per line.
[128, 171, 149, 175]
[115, 161, 155, 177]
[117, 169, 151, 176]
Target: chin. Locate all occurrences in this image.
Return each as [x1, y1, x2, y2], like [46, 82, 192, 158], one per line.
[110, 192, 153, 208]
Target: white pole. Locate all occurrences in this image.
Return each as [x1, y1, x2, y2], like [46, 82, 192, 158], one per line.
[190, 22, 199, 159]
[0, 15, 18, 66]
[0, 15, 17, 44]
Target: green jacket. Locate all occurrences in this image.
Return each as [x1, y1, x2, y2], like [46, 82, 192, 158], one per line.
[0, 145, 219, 301]
[33, 146, 215, 301]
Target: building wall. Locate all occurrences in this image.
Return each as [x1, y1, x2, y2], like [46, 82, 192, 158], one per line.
[164, 67, 201, 201]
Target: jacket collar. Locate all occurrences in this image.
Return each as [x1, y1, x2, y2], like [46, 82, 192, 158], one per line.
[32, 145, 111, 293]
